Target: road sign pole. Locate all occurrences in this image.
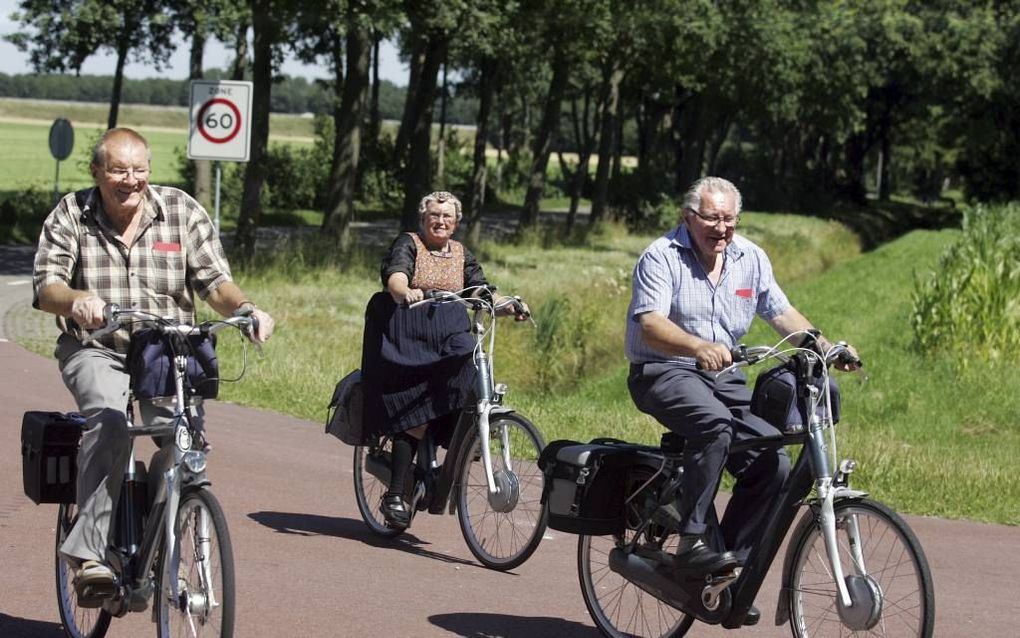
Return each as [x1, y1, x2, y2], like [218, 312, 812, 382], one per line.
[214, 161, 222, 234]
[53, 160, 61, 207]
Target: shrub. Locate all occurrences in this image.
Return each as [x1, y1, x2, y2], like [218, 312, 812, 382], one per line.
[911, 204, 1020, 366]
[0, 187, 55, 243]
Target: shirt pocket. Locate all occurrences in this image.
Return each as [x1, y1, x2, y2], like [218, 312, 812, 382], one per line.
[147, 250, 187, 296]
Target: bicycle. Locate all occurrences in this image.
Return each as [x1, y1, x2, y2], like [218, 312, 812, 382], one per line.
[351, 286, 549, 571]
[54, 304, 260, 638]
[544, 332, 934, 637]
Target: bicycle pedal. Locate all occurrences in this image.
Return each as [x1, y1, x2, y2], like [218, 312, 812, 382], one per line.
[76, 583, 117, 608]
[706, 567, 742, 584]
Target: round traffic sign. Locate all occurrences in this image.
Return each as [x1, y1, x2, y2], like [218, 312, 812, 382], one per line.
[196, 98, 243, 144]
[49, 118, 74, 160]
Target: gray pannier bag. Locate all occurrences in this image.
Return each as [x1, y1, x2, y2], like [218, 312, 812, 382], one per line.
[325, 369, 373, 445]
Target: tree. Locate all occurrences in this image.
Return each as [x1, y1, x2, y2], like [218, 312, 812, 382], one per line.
[7, 0, 175, 129]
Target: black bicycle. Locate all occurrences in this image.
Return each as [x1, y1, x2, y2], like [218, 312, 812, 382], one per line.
[55, 304, 259, 638]
[544, 333, 934, 637]
[351, 287, 549, 571]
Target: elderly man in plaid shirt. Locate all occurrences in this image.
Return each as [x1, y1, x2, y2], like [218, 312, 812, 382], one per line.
[625, 177, 856, 613]
[33, 127, 274, 601]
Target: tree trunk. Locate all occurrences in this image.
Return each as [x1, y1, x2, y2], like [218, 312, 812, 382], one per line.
[399, 35, 446, 231]
[231, 19, 249, 81]
[236, 2, 274, 260]
[189, 26, 213, 210]
[321, 16, 371, 249]
[393, 34, 426, 164]
[566, 91, 594, 233]
[590, 61, 623, 224]
[436, 64, 448, 188]
[521, 51, 569, 228]
[879, 130, 892, 201]
[465, 57, 496, 246]
[368, 32, 381, 144]
[107, 33, 130, 129]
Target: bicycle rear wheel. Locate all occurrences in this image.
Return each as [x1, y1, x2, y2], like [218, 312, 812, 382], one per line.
[55, 503, 112, 638]
[578, 531, 695, 638]
[156, 488, 235, 638]
[353, 439, 405, 538]
[787, 498, 934, 638]
[455, 413, 547, 570]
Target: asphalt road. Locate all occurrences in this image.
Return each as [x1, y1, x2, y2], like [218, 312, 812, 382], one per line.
[1, 244, 1018, 637]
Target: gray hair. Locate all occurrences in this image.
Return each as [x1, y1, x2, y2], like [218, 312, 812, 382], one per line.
[91, 127, 152, 168]
[681, 177, 743, 216]
[418, 191, 463, 223]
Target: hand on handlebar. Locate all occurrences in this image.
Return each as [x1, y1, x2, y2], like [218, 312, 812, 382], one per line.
[402, 288, 426, 306]
[71, 294, 107, 329]
[816, 335, 862, 372]
[694, 341, 733, 371]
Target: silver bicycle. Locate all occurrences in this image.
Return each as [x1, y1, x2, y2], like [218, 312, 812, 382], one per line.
[352, 286, 549, 570]
[56, 304, 259, 638]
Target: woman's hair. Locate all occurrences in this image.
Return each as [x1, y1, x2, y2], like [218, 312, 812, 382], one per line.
[418, 191, 463, 223]
[681, 176, 743, 215]
[91, 127, 152, 168]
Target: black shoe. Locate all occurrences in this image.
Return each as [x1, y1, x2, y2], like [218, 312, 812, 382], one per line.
[743, 605, 760, 626]
[673, 537, 741, 577]
[379, 494, 410, 529]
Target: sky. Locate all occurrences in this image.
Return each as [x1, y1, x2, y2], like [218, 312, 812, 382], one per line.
[0, 1, 409, 85]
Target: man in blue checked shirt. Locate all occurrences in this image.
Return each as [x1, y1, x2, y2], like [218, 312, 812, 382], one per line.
[625, 177, 856, 590]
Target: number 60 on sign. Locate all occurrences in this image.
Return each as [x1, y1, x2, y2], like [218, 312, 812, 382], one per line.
[188, 80, 253, 162]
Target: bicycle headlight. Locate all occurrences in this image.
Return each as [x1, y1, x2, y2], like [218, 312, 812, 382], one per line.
[183, 450, 207, 474]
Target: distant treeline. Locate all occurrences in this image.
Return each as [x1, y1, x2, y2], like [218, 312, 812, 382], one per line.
[0, 71, 479, 124]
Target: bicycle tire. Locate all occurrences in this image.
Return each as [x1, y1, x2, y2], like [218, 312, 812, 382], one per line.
[156, 488, 235, 638]
[577, 531, 695, 638]
[455, 413, 548, 570]
[54, 503, 112, 638]
[786, 497, 935, 638]
[353, 440, 405, 538]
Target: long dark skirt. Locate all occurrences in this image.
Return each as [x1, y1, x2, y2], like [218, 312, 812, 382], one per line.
[361, 292, 477, 436]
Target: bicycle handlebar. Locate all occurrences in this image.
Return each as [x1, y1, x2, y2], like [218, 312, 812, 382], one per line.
[83, 303, 260, 346]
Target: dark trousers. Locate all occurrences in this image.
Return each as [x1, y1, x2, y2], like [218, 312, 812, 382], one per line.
[628, 362, 790, 560]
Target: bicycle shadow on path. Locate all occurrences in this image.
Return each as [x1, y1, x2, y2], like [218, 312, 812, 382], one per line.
[429, 612, 599, 638]
[0, 614, 64, 638]
[247, 511, 487, 570]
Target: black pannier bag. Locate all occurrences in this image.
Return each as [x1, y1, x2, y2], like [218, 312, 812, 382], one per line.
[751, 363, 840, 434]
[127, 328, 219, 400]
[21, 411, 85, 505]
[539, 439, 654, 536]
[326, 369, 373, 446]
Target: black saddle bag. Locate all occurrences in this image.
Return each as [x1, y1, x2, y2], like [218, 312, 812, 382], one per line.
[539, 439, 661, 536]
[326, 369, 373, 446]
[21, 411, 86, 505]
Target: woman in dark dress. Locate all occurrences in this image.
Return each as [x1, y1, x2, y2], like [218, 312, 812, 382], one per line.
[362, 191, 528, 529]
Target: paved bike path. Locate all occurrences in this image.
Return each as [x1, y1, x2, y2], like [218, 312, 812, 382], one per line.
[0, 339, 1017, 637]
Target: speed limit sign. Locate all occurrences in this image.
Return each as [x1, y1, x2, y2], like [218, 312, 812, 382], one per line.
[188, 80, 252, 162]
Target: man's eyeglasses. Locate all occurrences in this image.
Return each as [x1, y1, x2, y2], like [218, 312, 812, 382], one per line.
[426, 212, 456, 223]
[105, 167, 150, 181]
[686, 208, 739, 227]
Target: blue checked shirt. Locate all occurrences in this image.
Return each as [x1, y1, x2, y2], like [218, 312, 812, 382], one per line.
[625, 225, 790, 365]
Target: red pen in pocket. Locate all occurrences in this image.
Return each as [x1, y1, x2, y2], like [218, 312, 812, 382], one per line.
[735, 288, 753, 299]
[153, 242, 181, 252]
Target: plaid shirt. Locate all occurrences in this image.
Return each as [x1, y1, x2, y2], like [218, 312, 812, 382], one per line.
[33, 186, 233, 353]
[625, 225, 790, 365]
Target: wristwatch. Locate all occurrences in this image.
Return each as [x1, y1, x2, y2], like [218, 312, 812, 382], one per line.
[233, 300, 257, 316]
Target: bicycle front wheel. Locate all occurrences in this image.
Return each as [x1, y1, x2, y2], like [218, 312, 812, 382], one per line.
[455, 413, 547, 570]
[353, 439, 405, 538]
[156, 488, 235, 638]
[787, 498, 934, 638]
[578, 532, 694, 638]
[55, 503, 112, 638]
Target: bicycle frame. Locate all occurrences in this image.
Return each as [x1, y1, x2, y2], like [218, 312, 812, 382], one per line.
[85, 307, 252, 615]
[711, 340, 868, 628]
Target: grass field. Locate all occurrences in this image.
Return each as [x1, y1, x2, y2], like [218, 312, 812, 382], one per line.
[113, 212, 1012, 526]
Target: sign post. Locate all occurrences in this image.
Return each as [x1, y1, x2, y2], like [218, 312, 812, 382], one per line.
[187, 80, 253, 233]
[48, 118, 74, 206]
